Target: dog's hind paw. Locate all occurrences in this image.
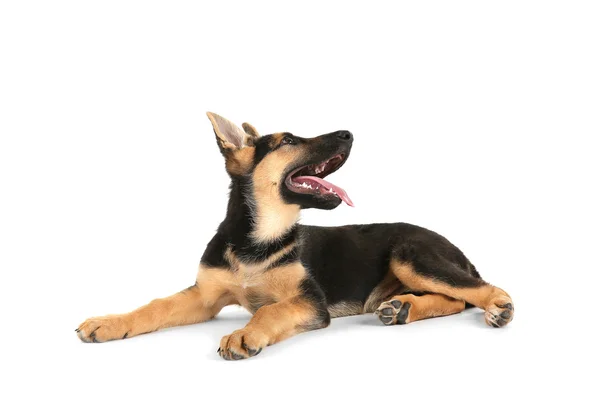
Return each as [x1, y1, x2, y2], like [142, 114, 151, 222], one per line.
[485, 297, 514, 328]
[375, 299, 412, 325]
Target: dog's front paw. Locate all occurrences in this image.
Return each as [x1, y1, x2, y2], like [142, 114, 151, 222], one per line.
[218, 329, 269, 360]
[485, 296, 514, 328]
[76, 315, 131, 343]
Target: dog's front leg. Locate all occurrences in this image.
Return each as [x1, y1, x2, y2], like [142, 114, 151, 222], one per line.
[218, 288, 330, 360]
[76, 270, 237, 342]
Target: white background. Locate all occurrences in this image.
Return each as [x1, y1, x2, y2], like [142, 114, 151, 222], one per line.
[1, 1, 598, 399]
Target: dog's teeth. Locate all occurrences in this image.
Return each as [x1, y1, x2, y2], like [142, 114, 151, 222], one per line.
[314, 163, 328, 174]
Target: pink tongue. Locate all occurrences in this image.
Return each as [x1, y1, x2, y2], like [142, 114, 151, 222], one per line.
[292, 176, 354, 207]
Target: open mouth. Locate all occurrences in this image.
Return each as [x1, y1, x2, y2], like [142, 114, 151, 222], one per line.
[285, 153, 354, 206]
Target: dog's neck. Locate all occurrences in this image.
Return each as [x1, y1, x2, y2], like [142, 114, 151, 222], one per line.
[219, 177, 300, 257]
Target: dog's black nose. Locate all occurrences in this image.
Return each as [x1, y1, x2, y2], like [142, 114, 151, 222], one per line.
[335, 130, 353, 141]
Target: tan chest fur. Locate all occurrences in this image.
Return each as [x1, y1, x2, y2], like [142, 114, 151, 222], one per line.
[195, 247, 306, 314]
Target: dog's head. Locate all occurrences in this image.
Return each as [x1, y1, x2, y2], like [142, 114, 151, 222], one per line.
[206, 112, 354, 211]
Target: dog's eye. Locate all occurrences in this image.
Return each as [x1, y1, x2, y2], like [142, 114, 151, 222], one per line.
[281, 137, 295, 145]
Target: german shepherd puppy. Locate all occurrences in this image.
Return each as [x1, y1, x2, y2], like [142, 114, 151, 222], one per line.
[76, 113, 514, 360]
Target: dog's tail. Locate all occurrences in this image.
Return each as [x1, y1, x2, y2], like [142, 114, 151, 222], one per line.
[465, 260, 482, 309]
[466, 260, 482, 280]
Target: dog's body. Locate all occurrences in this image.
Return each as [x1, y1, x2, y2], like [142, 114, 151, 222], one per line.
[77, 113, 514, 359]
[298, 222, 482, 316]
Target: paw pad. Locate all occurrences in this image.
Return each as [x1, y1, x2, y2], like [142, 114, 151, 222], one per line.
[485, 300, 514, 328]
[375, 299, 412, 325]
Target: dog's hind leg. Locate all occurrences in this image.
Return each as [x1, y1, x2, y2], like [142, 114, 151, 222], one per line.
[375, 293, 466, 325]
[389, 259, 514, 327]
[76, 269, 236, 343]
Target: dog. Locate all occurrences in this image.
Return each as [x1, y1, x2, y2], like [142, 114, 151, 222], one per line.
[76, 112, 514, 359]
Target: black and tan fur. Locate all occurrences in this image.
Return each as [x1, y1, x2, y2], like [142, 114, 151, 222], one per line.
[76, 113, 514, 359]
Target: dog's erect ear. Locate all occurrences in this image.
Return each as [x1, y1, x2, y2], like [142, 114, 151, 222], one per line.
[206, 112, 257, 150]
[242, 122, 260, 139]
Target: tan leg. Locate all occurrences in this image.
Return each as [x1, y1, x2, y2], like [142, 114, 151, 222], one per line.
[375, 293, 466, 325]
[391, 261, 514, 327]
[218, 295, 328, 360]
[76, 281, 235, 343]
